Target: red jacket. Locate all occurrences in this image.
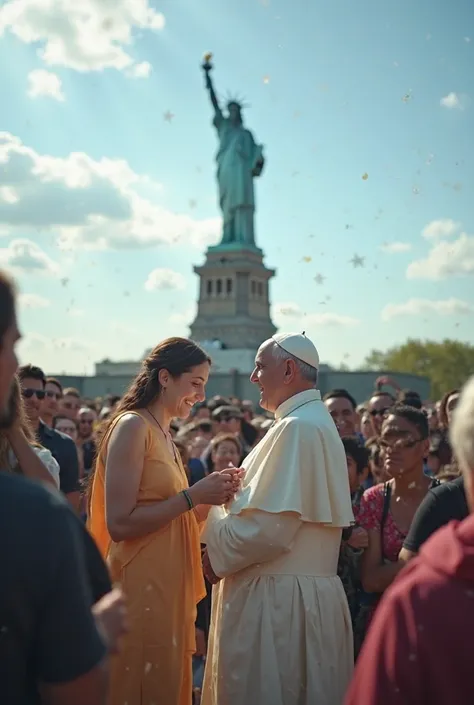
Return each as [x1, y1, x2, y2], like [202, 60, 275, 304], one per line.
[345, 514, 474, 705]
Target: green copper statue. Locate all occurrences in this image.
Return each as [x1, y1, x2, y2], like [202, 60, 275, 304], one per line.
[202, 53, 265, 248]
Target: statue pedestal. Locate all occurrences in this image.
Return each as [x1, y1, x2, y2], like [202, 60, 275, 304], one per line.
[189, 245, 277, 350]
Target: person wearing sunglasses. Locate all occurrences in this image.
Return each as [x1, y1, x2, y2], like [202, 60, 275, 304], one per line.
[366, 391, 395, 437]
[60, 387, 82, 421]
[18, 364, 81, 511]
[42, 376, 63, 428]
[355, 405, 433, 646]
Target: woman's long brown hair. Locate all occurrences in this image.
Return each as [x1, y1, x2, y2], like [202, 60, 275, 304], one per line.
[86, 337, 211, 505]
[0, 375, 37, 473]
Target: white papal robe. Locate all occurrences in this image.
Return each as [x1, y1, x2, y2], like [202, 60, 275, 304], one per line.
[201, 389, 355, 705]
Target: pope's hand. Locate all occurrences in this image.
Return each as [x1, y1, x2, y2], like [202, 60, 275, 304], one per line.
[188, 471, 234, 506]
[222, 465, 245, 495]
[202, 549, 221, 585]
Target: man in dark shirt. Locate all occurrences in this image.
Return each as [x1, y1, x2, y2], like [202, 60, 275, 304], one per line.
[18, 364, 81, 510]
[400, 475, 468, 560]
[0, 269, 124, 704]
[0, 473, 109, 704]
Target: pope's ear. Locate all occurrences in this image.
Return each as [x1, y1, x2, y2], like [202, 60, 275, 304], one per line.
[284, 358, 298, 383]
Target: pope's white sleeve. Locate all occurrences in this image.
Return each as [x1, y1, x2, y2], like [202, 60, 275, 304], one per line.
[204, 509, 302, 578]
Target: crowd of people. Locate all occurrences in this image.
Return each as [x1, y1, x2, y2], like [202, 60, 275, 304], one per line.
[1, 265, 474, 705]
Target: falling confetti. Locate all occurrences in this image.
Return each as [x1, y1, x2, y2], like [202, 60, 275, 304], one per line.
[401, 90, 413, 103]
[164, 111, 174, 122]
[350, 254, 365, 268]
[302, 256, 312, 263]
[314, 273, 325, 285]
[412, 186, 420, 195]
[189, 199, 197, 209]
[60, 277, 69, 287]
[362, 173, 368, 180]
[263, 75, 270, 84]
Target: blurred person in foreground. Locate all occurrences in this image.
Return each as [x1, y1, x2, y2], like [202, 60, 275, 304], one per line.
[0, 270, 127, 705]
[1, 375, 60, 488]
[88, 337, 243, 705]
[201, 332, 354, 705]
[345, 375, 474, 705]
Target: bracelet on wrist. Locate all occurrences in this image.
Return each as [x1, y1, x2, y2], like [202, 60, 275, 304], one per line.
[181, 489, 194, 511]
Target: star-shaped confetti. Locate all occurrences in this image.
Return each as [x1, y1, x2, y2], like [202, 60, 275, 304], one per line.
[362, 172, 369, 180]
[350, 254, 365, 268]
[314, 273, 325, 285]
[164, 111, 174, 122]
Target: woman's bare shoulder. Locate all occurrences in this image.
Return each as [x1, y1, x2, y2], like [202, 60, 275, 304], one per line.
[110, 412, 149, 441]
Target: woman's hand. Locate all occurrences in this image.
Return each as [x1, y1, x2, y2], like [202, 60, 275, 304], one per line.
[347, 526, 369, 550]
[189, 471, 234, 506]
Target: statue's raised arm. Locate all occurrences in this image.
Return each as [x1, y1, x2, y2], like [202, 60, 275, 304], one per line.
[201, 53, 265, 248]
[202, 54, 223, 123]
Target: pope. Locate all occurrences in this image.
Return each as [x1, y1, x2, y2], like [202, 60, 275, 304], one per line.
[201, 332, 355, 705]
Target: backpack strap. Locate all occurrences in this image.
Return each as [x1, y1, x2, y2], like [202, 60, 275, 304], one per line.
[380, 482, 392, 562]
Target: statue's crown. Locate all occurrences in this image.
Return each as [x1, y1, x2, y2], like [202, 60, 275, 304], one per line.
[226, 92, 247, 111]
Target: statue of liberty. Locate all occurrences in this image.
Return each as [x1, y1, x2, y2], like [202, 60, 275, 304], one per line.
[202, 54, 265, 248]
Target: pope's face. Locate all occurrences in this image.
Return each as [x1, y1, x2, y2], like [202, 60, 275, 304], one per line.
[250, 340, 287, 413]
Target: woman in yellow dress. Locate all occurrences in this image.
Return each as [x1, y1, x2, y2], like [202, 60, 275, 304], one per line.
[88, 337, 241, 705]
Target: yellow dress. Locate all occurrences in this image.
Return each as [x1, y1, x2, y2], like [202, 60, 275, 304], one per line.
[88, 411, 205, 705]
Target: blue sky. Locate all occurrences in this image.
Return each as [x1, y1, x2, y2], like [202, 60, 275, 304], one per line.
[0, 0, 473, 375]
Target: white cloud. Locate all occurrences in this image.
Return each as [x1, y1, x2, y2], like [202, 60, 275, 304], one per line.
[0, 132, 221, 250]
[272, 302, 359, 328]
[169, 304, 196, 326]
[440, 92, 464, 109]
[0, 0, 164, 75]
[0, 186, 20, 204]
[0, 239, 59, 275]
[127, 61, 151, 78]
[422, 218, 460, 240]
[382, 297, 474, 321]
[273, 302, 302, 317]
[18, 292, 51, 309]
[407, 232, 474, 280]
[306, 312, 360, 327]
[380, 241, 412, 254]
[18, 332, 95, 374]
[27, 69, 65, 101]
[144, 268, 186, 292]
